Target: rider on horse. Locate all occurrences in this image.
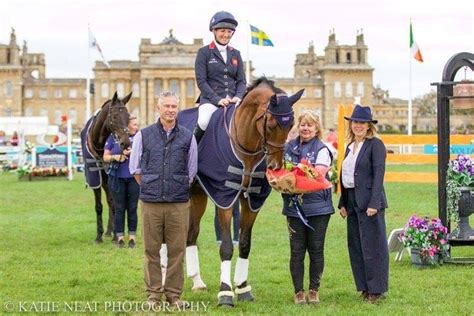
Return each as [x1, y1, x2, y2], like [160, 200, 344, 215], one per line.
[193, 11, 246, 142]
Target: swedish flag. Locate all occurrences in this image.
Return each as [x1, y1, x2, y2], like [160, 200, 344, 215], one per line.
[250, 25, 274, 47]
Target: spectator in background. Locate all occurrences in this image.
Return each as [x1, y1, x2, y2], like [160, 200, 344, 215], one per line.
[10, 131, 19, 146]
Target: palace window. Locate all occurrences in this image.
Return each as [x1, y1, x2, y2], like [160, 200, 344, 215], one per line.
[25, 107, 33, 117]
[334, 81, 341, 98]
[132, 82, 140, 97]
[154, 79, 162, 97]
[313, 89, 322, 98]
[69, 89, 78, 99]
[345, 82, 353, 97]
[25, 89, 33, 98]
[69, 108, 77, 124]
[54, 108, 62, 125]
[169, 79, 179, 94]
[101, 82, 109, 98]
[54, 89, 63, 98]
[40, 107, 48, 117]
[357, 81, 364, 97]
[39, 88, 48, 99]
[5, 81, 13, 98]
[116, 82, 125, 98]
[186, 79, 194, 98]
[346, 52, 352, 64]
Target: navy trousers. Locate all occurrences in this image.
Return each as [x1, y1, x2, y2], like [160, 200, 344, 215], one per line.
[287, 214, 331, 293]
[110, 177, 140, 237]
[346, 189, 389, 294]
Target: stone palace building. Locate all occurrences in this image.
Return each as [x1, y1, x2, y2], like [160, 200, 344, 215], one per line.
[1, 28, 448, 133]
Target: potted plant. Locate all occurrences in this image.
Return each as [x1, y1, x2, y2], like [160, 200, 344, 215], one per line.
[446, 154, 474, 239]
[399, 215, 449, 266]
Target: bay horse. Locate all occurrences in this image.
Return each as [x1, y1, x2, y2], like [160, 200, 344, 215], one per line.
[80, 92, 132, 243]
[183, 78, 304, 307]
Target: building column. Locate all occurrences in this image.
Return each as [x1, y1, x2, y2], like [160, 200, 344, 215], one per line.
[147, 79, 155, 125]
[139, 79, 148, 125]
[163, 79, 169, 93]
[180, 79, 187, 109]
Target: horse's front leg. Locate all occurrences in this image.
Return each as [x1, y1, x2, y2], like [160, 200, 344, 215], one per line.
[103, 175, 116, 241]
[93, 188, 104, 243]
[234, 197, 258, 302]
[186, 184, 208, 291]
[217, 206, 235, 307]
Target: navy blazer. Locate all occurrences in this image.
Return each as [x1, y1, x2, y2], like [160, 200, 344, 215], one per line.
[338, 137, 388, 211]
[195, 41, 246, 106]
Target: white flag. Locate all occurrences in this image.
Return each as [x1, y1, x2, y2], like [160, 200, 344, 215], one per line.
[88, 28, 110, 67]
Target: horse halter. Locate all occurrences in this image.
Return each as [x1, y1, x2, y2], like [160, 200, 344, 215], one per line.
[107, 105, 130, 141]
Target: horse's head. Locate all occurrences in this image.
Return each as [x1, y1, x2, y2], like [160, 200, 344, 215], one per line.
[107, 91, 132, 150]
[258, 89, 305, 170]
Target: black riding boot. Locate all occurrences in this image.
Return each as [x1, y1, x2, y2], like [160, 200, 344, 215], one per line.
[194, 125, 205, 143]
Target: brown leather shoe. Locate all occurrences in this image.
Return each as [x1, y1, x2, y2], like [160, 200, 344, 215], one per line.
[167, 297, 188, 310]
[294, 290, 306, 304]
[367, 293, 385, 304]
[360, 291, 369, 300]
[308, 289, 320, 304]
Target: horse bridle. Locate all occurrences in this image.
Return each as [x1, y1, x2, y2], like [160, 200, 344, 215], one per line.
[107, 105, 130, 142]
[225, 104, 292, 157]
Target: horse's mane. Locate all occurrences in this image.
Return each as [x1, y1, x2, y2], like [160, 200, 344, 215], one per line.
[242, 77, 285, 101]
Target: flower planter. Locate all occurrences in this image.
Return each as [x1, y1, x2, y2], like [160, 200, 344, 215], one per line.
[457, 187, 474, 240]
[410, 248, 440, 266]
[18, 175, 68, 181]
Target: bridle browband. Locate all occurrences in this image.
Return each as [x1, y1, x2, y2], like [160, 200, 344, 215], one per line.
[224, 104, 292, 157]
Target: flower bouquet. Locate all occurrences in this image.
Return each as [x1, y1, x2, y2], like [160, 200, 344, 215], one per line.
[399, 215, 449, 265]
[266, 159, 332, 194]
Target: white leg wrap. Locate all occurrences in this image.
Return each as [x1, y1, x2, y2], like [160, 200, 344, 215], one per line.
[235, 285, 252, 294]
[234, 257, 249, 287]
[220, 260, 232, 289]
[186, 245, 207, 291]
[186, 245, 200, 277]
[160, 244, 168, 268]
[197, 103, 219, 130]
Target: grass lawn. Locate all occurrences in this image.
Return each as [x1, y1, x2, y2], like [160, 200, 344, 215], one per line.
[1, 171, 473, 315]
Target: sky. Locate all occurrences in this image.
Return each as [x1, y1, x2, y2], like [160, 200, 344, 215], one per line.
[1, 0, 473, 100]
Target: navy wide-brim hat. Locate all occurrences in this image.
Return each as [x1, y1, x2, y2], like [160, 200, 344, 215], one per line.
[344, 104, 378, 124]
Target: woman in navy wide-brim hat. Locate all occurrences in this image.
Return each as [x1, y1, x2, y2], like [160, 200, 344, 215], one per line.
[338, 104, 389, 304]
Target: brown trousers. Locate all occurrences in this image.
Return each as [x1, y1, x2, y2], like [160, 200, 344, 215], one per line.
[141, 201, 190, 301]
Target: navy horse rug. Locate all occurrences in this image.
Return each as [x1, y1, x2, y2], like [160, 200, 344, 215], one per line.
[178, 105, 271, 211]
[80, 116, 104, 189]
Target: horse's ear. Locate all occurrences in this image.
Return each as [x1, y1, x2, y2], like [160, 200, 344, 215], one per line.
[122, 92, 133, 105]
[111, 92, 118, 105]
[289, 89, 305, 106]
[270, 94, 277, 105]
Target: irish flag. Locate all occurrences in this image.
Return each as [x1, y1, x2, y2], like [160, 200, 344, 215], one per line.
[410, 22, 423, 62]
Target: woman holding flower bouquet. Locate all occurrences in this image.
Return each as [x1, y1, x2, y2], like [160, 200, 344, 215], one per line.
[338, 104, 389, 304]
[281, 111, 334, 305]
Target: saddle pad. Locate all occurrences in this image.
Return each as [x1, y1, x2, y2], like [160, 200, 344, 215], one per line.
[178, 105, 271, 211]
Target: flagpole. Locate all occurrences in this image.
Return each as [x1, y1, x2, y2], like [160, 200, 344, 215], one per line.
[246, 20, 251, 84]
[408, 19, 413, 136]
[86, 24, 91, 123]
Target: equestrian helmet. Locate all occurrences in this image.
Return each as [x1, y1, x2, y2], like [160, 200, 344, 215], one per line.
[209, 11, 238, 31]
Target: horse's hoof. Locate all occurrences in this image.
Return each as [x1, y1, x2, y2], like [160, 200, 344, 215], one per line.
[217, 295, 234, 308]
[192, 285, 207, 293]
[95, 236, 103, 244]
[237, 291, 255, 302]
